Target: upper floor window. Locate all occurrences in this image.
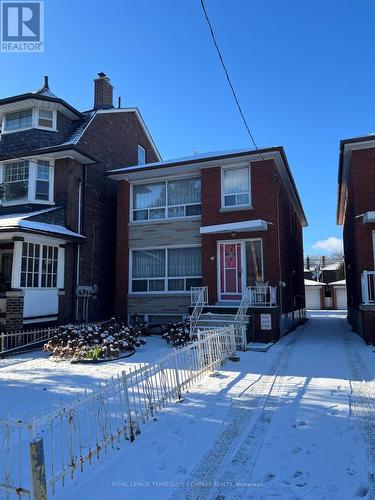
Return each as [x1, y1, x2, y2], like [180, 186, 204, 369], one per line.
[1, 160, 54, 205]
[222, 166, 251, 208]
[138, 145, 146, 165]
[4, 109, 33, 132]
[2, 108, 57, 134]
[132, 177, 201, 221]
[38, 109, 54, 129]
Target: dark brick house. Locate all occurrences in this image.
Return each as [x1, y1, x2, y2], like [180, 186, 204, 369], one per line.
[109, 147, 307, 342]
[337, 135, 375, 343]
[0, 73, 160, 330]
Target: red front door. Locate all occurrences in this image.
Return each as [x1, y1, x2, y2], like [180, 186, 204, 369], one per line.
[219, 242, 242, 301]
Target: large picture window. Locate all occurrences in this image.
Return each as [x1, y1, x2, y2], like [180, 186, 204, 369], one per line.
[131, 247, 202, 292]
[21, 242, 59, 288]
[133, 178, 201, 221]
[222, 166, 251, 208]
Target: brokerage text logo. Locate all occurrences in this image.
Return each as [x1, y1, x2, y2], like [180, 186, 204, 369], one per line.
[1, 1, 44, 52]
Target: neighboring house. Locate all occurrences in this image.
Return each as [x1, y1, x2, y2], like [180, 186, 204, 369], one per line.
[304, 279, 325, 310]
[108, 147, 307, 342]
[0, 73, 160, 330]
[337, 134, 375, 342]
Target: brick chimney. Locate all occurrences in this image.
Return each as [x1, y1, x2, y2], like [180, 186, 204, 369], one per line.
[94, 72, 114, 110]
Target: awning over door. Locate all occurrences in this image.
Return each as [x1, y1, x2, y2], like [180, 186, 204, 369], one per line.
[200, 219, 268, 235]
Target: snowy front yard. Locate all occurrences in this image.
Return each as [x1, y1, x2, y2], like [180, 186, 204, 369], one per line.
[0, 336, 172, 419]
[3, 312, 375, 499]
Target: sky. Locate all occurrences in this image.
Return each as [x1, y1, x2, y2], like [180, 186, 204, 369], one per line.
[1, 0, 374, 255]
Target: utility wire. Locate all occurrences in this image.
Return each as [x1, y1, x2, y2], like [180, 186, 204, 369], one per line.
[200, 0, 264, 158]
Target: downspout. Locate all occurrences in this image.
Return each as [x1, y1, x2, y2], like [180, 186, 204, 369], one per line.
[75, 177, 83, 321]
[276, 189, 284, 320]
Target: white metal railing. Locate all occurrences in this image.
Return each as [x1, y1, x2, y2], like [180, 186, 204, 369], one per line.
[361, 271, 375, 304]
[190, 286, 208, 336]
[234, 287, 252, 350]
[0, 327, 58, 355]
[248, 285, 277, 307]
[0, 326, 236, 499]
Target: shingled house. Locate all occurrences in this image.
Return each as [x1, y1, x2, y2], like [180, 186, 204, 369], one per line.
[0, 73, 160, 330]
[109, 147, 307, 342]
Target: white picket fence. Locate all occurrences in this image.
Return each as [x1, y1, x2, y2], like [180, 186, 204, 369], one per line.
[0, 326, 236, 499]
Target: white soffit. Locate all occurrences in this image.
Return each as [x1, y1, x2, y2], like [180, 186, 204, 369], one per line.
[200, 219, 268, 234]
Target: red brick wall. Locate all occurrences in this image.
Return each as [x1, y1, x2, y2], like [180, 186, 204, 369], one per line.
[201, 159, 305, 312]
[343, 148, 375, 309]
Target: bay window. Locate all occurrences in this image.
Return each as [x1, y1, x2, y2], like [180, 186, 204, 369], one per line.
[1, 160, 53, 204]
[222, 166, 251, 208]
[132, 177, 201, 221]
[131, 246, 202, 293]
[2, 107, 57, 133]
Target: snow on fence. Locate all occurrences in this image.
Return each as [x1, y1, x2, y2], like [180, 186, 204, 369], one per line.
[0, 325, 236, 499]
[0, 320, 112, 356]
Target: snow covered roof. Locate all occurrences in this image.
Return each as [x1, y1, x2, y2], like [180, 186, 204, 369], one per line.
[304, 279, 326, 286]
[329, 279, 346, 286]
[322, 262, 342, 271]
[0, 209, 84, 240]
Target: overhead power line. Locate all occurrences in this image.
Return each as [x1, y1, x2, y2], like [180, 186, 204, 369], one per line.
[199, 0, 263, 157]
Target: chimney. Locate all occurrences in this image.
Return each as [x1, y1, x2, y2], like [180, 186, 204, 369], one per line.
[94, 72, 114, 110]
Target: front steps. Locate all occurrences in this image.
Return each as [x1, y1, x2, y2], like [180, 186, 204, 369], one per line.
[195, 312, 251, 331]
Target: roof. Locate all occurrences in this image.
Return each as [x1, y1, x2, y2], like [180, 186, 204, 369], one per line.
[322, 262, 342, 271]
[304, 279, 326, 286]
[107, 146, 307, 226]
[329, 279, 346, 286]
[337, 134, 375, 224]
[0, 144, 98, 164]
[0, 78, 83, 120]
[0, 209, 84, 240]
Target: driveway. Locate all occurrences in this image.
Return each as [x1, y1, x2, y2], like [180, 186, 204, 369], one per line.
[172, 311, 375, 499]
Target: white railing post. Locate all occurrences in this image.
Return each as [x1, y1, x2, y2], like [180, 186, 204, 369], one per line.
[121, 371, 135, 442]
[174, 350, 182, 401]
[0, 331, 4, 353]
[362, 271, 369, 304]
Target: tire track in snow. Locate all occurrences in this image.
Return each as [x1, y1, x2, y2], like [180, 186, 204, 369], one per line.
[169, 333, 299, 500]
[211, 332, 297, 500]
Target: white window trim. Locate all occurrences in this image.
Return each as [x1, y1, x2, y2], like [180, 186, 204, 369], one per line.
[221, 164, 252, 209]
[1, 108, 57, 134]
[12, 239, 64, 289]
[0, 159, 55, 206]
[130, 175, 202, 223]
[129, 244, 202, 295]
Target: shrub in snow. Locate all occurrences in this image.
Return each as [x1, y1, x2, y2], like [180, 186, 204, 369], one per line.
[43, 318, 148, 361]
[161, 320, 191, 348]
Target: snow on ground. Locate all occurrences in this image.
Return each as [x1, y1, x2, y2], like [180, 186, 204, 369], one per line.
[0, 336, 171, 419]
[45, 310, 375, 500]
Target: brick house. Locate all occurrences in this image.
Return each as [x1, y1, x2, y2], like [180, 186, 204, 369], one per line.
[0, 73, 160, 330]
[337, 135, 375, 343]
[109, 147, 307, 342]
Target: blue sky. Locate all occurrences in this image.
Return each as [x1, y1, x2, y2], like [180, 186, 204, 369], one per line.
[1, 0, 374, 255]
